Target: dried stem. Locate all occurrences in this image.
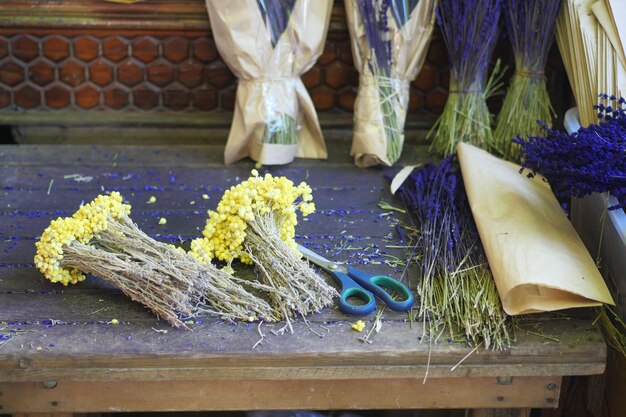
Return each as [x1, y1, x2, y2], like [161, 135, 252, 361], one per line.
[62, 212, 275, 328]
[244, 213, 338, 323]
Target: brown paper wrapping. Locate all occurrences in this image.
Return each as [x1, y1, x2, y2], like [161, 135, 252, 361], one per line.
[205, 0, 331, 165]
[345, 0, 436, 168]
[457, 142, 614, 315]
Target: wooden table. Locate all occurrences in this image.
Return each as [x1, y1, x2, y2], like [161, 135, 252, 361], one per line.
[0, 144, 606, 416]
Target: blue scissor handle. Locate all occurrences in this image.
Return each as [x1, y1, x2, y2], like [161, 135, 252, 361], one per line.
[331, 271, 377, 316]
[347, 267, 414, 312]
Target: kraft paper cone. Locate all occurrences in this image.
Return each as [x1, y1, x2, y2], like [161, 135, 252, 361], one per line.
[345, 0, 436, 168]
[457, 142, 614, 315]
[206, 0, 331, 165]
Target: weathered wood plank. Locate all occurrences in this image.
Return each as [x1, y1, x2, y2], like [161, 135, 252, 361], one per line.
[471, 409, 532, 417]
[0, 208, 401, 238]
[0, 376, 561, 412]
[0, 186, 391, 211]
[0, 315, 606, 382]
[0, 267, 120, 292]
[0, 144, 226, 167]
[0, 144, 430, 167]
[0, 165, 402, 191]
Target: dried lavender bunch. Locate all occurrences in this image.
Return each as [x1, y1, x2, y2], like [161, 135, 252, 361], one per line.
[493, 0, 561, 162]
[393, 158, 512, 349]
[257, 0, 298, 145]
[514, 97, 626, 209]
[355, 0, 405, 163]
[428, 0, 503, 156]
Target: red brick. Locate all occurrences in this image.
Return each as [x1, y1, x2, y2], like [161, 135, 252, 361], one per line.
[220, 86, 236, 111]
[0, 86, 10, 108]
[15, 84, 41, 109]
[178, 61, 203, 88]
[45, 84, 71, 109]
[325, 61, 352, 89]
[132, 37, 159, 64]
[11, 35, 38, 62]
[0, 61, 25, 86]
[76, 85, 100, 109]
[338, 90, 356, 112]
[163, 88, 188, 110]
[204, 60, 233, 88]
[147, 62, 175, 87]
[43, 36, 70, 62]
[193, 38, 218, 63]
[103, 37, 128, 62]
[163, 37, 189, 63]
[317, 40, 336, 65]
[29, 59, 55, 86]
[103, 84, 130, 109]
[88, 59, 113, 87]
[192, 88, 217, 111]
[74, 37, 99, 62]
[59, 60, 85, 87]
[133, 84, 159, 109]
[0, 37, 9, 60]
[310, 86, 334, 111]
[301, 66, 321, 89]
[117, 60, 144, 87]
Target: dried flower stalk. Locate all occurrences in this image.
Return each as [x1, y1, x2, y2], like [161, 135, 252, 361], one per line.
[35, 193, 274, 329]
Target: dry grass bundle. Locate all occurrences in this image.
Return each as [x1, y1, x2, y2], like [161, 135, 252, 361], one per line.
[245, 213, 337, 327]
[190, 170, 337, 328]
[493, 0, 560, 162]
[34, 193, 274, 329]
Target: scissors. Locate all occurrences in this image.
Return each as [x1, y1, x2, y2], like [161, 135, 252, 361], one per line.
[297, 244, 414, 316]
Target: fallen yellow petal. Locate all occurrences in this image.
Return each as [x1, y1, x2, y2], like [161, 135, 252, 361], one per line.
[351, 320, 366, 332]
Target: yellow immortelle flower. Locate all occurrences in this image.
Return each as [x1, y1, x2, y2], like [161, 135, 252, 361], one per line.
[34, 216, 86, 285]
[190, 171, 315, 263]
[73, 191, 130, 238]
[351, 320, 366, 332]
[34, 192, 132, 286]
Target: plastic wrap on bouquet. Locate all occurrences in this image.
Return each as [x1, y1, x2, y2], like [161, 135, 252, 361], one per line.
[345, 0, 436, 168]
[205, 0, 331, 165]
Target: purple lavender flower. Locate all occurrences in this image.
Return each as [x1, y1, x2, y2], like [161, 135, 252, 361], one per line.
[387, 158, 509, 348]
[429, 0, 503, 156]
[503, 0, 561, 72]
[356, 0, 393, 75]
[257, 0, 296, 48]
[514, 97, 626, 209]
[437, 0, 501, 88]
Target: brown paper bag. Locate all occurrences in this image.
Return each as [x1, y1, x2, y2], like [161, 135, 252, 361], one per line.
[457, 142, 614, 315]
[345, 0, 436, 167]
[205, 0, 331, 165]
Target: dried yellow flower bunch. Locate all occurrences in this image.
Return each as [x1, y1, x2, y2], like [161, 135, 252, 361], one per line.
[191, 170, 336, 330]
[190, 169, 315, 264]
[34, 192, 130, 285]
[34, 192, 274, 328]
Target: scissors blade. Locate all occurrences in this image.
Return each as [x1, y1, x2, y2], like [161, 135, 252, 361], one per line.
[296, 243, 344, 273]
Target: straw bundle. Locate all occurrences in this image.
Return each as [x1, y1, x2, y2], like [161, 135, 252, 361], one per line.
[556, 0, 626, 127]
